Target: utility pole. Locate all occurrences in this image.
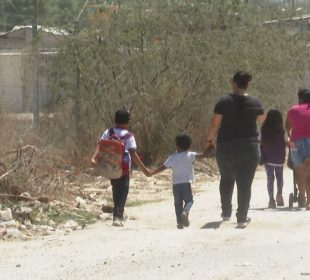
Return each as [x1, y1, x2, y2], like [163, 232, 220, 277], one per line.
[72, 0, 89, 140]
[291, 0, 295, 17]
[32, 0, 40, 130]
[1, 0, 6, 32]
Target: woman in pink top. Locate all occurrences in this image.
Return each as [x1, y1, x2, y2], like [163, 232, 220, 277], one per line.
[286, 89, 310, 210]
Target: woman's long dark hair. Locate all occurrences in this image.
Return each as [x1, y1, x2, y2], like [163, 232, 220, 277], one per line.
[261, 109, 284, 144]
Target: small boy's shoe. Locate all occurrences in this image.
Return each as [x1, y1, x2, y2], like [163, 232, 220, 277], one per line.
[177, 224, 184, 229]
[112, 217, 123, 227]
[237, 217, 251, 229]
[276, 193, 284, 206]
[268, 198, 276, 209]
[221, 214, 231, 222]
[181, 211, 190, 227]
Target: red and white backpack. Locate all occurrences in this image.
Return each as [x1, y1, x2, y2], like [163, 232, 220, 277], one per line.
[95, 128, 132, 179]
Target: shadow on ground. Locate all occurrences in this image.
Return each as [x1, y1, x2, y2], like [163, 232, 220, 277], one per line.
[201, 221, 222, 229]
[250, 207, 303, 212]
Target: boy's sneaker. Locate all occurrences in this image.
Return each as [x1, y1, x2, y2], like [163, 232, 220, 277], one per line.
[177, 224, 184, 229]
[112, 217, 123, 227]
[221, 214, 231, 222]
[276, 193, 284, 206]
[268, 198, 276, 209]
[181, 212, 190, 227]
[237, 217, 251, 229]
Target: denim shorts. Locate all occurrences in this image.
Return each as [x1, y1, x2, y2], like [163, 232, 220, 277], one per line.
[290, 138, 310, 167]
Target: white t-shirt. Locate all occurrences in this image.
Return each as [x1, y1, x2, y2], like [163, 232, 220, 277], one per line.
[164, 151, 197, 185]
[100, 128, 137, 169]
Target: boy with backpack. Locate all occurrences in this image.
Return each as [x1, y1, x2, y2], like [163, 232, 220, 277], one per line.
[92, 108, 150, 226]
[150, 134, 211, 229]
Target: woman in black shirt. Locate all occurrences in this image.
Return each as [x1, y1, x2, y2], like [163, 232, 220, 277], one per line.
[205, 71, 265, 228]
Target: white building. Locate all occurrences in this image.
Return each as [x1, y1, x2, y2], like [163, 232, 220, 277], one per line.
[0, 26, 67, 112]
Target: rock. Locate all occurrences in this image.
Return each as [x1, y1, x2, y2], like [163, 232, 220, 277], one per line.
[75, 196, 87, 208]
[63, 220, 78, 230]
[34, 200, 41, 208]
[37, 197, 50, 203]
[101, 204, 113, 213]
[20, 206, 33, 214]
[20, 192, 31, 198]
[0, 219, 17, 227]
[93, 210, 103, 218]
[0, 208, 13, 221]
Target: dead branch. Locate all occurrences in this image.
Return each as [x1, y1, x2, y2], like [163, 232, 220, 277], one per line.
[0, 169, 15, 181]
[0, 193, 50, 203]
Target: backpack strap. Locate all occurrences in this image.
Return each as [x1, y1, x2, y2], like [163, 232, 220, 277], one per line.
[108, 128, 132, 143]
[120, 132, 133, 141]
[108, 128, 115, 137]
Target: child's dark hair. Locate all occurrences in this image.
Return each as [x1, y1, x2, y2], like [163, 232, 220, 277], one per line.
[115, 108, 130, 124]
[298, 88, 310, 104]
[261, 109, 284, 144]
[233, 71, 252, 89]
[175, 134, 192, 151]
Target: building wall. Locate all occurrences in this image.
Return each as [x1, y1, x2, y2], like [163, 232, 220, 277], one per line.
[0, 26, 63, 113]
[0, 51, 54, 113]
[0, 52, 24, 112]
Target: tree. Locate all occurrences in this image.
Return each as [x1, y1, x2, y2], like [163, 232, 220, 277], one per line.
[43, 0, 310, 164]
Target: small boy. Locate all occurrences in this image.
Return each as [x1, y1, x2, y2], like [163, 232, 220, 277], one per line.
[150, 134, 209, 229]
[92, 108, 150, 227]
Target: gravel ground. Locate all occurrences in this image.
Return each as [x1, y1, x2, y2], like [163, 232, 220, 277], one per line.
[1, 168, 310, 280]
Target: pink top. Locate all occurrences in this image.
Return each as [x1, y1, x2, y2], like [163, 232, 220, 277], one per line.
[288, 103, 310, 141]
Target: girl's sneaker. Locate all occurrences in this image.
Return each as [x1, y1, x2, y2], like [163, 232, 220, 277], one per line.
[276, 193, 284, 206]
[237, 217, 251, 229]
[298, 195, 306, 208]
[268, 198, 276, 209]
[221, 214, 231, 222]
[177, 224, 184, 229]
[181, 211, 190, 227]
[112, 217, 123, 227]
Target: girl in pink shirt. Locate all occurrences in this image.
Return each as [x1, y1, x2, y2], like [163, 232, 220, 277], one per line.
[287, 89, 310, 209]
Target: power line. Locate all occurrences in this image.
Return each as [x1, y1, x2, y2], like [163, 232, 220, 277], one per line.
[7, 0, 22, 16]
[2, 12, 33, 18]
[75, 0, 90, 22]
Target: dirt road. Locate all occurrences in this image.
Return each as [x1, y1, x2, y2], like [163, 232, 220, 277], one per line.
[1, 168, 310, 280]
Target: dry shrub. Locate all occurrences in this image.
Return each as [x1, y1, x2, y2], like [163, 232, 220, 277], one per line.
[48, 0, 310, 166]
[0, 114, 72, 199]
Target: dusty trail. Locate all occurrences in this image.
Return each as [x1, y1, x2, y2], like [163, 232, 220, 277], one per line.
[1, 168, 310, 280]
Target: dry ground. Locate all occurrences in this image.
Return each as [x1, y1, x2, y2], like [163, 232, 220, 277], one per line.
[1, 167, 310, 280]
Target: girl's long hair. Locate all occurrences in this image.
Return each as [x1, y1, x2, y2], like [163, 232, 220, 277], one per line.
[261, 109, 284, 144]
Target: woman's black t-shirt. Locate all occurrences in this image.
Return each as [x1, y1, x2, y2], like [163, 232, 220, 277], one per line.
[214, 93, 264, 143]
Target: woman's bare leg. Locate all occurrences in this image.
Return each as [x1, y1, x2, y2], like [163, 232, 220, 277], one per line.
[295, 165, 306, 207]
[304, 160, 310, 209]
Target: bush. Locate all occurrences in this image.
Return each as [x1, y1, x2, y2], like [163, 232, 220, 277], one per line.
[50, 0, 310, 165]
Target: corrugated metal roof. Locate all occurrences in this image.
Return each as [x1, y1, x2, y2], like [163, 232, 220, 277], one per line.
[0, 25, 68, 37]
[264, 14, 310, 25]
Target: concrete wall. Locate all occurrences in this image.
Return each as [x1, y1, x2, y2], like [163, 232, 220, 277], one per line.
[0, 51, 54, 113]
[0, 26, 63, 113]
[0, 52, 24, 112]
